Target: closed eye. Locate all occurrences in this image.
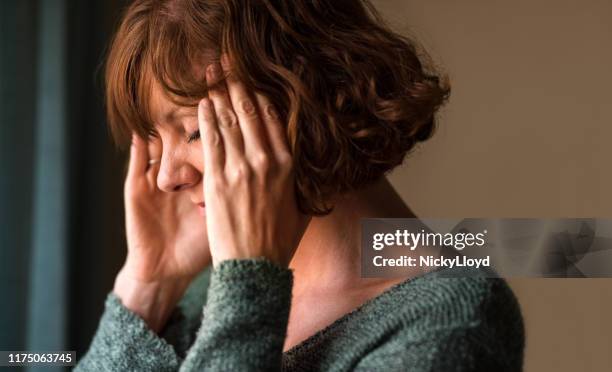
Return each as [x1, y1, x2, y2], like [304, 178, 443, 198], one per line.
[187, 129, 200, 144]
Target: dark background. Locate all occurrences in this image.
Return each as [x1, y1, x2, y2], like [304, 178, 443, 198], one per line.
[1, 0, 129, 364]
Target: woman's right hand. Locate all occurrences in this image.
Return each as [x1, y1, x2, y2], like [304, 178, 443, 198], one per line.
[113, 133, 211, 332]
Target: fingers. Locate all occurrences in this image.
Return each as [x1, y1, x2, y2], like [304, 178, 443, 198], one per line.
[146, 135, 162, 187]
[202, 56, 291, 178]
[198, 98, 223, 175]
[126, 132, 161, 192]
[127, 133, 148, 179]
[206, 61, 244, 165]
[220, 54, 269, 157]
[254, 92, 291, 161]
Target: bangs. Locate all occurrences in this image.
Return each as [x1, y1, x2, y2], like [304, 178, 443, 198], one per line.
[104, 1, 218, 148]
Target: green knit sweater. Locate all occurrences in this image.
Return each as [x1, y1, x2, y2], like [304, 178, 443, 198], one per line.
[75, 258, 524, 371]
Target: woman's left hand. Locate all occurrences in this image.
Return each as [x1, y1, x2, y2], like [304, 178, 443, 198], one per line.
[199, 55, 310, 268]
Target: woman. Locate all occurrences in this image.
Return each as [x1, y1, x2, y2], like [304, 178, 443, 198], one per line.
[76, 0, 524, 371]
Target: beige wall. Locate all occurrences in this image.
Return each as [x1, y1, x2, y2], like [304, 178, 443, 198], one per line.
[372, 1, 612, 371]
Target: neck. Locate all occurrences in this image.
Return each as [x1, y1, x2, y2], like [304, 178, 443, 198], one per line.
[289, 177, 416, 294]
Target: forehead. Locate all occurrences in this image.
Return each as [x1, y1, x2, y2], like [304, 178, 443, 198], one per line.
[148, 79, 198, 128]
[142, 54, 210, 130]
[148, 79, 175, 124]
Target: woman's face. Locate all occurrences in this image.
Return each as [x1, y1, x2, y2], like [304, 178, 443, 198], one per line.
[148, 82, 206, 214]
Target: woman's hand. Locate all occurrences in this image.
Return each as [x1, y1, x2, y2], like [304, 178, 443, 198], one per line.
[200, 56, 310, 268]
[114, 133, 211, 331]
[122, 133, 211, 280]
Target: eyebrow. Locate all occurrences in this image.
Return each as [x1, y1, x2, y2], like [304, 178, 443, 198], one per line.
[162, 106, 197, 125]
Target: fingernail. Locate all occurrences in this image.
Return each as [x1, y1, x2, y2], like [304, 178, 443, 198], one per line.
[206, 63, 220, 80]
[199, 98, 209, 109]
[220, 53, 230, 69]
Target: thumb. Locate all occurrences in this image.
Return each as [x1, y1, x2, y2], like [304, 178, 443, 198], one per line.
[127, 132, 148, 179]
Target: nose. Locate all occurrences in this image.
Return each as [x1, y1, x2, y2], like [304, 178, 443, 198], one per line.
[156, 152, 200, 193]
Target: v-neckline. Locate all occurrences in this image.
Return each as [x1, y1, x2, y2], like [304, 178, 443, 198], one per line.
[281, 266, 446, 356]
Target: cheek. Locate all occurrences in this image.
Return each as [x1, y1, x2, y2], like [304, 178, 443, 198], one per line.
[188, 145, 205, 173]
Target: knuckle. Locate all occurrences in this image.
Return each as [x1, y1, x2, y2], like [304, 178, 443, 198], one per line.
[238, 98, 257, 117]
[219, 110, 238, 128]
[229, 161, 252, 181]
[251, 152, 270, 171]
[277, 152, 293, 169]
[264, 104, 279, 121]
[206, 131, 221, 147]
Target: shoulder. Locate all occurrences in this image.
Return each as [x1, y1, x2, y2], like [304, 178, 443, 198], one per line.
[358, 267, 525, 370]
[394, 267, 523, 323]
[284, 267, 524, 371]
[386, 266, 525, 339]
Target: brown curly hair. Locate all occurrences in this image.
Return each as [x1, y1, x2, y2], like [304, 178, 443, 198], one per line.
[105, 0, 450, 215]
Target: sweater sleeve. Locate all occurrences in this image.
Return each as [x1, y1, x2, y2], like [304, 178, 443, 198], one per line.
[75, 258, 291, 372]
[73, 293, 183, 372]
[180, 257, 293, 371]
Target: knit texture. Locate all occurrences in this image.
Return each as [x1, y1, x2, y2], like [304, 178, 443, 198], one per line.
[75, 258, 524, 371]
